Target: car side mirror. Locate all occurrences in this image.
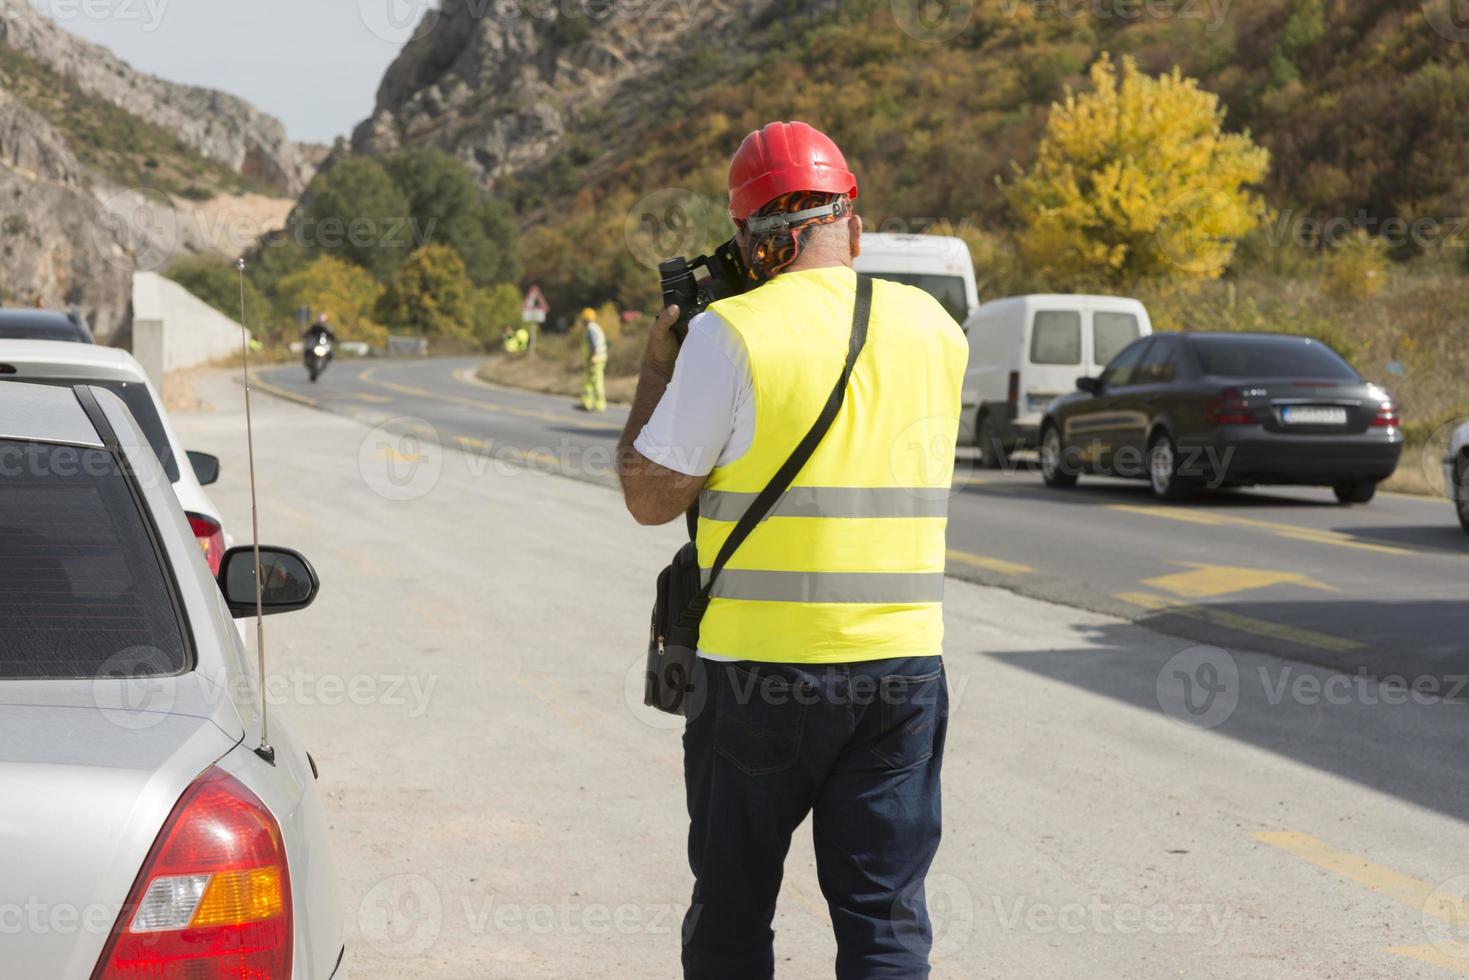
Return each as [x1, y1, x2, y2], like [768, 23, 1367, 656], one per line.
[1077, 376, 1103, 395]
[218, 546, 320, 618]
[187, 451, 220, 486]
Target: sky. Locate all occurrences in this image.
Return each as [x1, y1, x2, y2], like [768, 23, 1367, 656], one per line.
[30, 0, 441, 143]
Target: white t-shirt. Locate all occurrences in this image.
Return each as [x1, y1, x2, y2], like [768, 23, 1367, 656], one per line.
[633, 311, 755, 664]
[633, 311, 754, 477]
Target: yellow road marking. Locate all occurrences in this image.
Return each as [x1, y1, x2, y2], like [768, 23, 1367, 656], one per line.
[373, 446, 424, 464]
[1142, 562, 1338, 599]
[1109, 504, 1418, 557]
[355, 393, 392, 404]
[1115, 591, 1363, 652]
[1386, 945, 1469, 974]
[946, 549, 1035, 576]
[248, 373, 317, 408]
[362, 365, 620, 431]
[1256, 831, 1469, 974]
[454, 435, 492, 451]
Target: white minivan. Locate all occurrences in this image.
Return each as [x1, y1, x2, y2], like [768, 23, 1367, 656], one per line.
[962, 294, 1153, 466]
[854, 233, 980, 328]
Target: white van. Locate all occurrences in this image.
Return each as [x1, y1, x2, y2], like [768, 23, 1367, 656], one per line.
[962, 294, 1153, 465]
[854, 233, 979, 327]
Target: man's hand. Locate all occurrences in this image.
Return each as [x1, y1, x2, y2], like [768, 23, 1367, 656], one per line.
[644, 304, 682, 379]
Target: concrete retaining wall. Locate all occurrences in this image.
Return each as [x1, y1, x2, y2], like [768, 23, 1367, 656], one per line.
[131, 272, 250, 393]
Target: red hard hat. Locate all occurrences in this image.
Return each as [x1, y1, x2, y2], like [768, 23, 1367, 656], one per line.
[728, 121, 858, 222]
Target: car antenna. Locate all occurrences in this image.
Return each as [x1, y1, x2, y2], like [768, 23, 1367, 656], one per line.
[237, 257, 275, 766]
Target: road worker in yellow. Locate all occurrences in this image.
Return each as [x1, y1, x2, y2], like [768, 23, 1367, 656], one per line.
[579, 307, 608, 412]
[616, 121, 968, 979]
[501, 326, 530, 354]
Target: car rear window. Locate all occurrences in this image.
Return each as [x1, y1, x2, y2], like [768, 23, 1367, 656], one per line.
[1031, 311, 1082, 365]
[870, 273, 969, 323]
[0, 379, 179, 482]
[1193, 336, 1361, 380]
[1094, 312, 1141, 365]
[0, 440, 188, 679]
[0, 317, 86, 342]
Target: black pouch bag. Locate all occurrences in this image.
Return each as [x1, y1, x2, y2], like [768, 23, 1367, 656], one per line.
[644, 275, 873, 716]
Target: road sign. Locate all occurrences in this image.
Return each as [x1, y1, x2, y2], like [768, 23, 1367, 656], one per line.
[525, 285, 552, 315]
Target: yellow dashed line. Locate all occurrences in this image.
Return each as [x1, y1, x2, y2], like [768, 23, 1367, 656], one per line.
[1109, 504, 1418, 557]
[1115, 591, 1363, 652]
[361, 365, 619, 431]
[248, 373, 316, 408]
[1256, 831, 1469, 974]
[946, 549, 1035, 576]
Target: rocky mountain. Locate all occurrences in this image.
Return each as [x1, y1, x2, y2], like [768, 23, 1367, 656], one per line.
[0, 0, 315, 338]
[350, 0, 815, 190]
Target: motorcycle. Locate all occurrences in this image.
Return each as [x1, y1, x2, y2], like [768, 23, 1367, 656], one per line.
[305, 334, 332, 383]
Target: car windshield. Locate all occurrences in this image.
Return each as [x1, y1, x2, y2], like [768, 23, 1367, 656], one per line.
[870, 273, 969, 323]
[0, 378, 180, 482]
[1193, 336, 1361, 380]
[0, 440, 189, 680]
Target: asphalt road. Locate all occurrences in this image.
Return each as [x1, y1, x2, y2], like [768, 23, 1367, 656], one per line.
[181, 367, 1469, 979]
[258, 356, 1469, 689]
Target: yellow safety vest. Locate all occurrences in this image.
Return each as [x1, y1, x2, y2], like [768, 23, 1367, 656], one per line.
[698, 266, 967, 664]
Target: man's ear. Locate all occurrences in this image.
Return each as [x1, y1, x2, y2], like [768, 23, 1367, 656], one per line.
[849, 213, 863, 260]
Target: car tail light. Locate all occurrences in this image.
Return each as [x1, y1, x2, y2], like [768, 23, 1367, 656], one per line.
[1205, 388, 1259, 426]
[1007, 371, 1020, 407]
[1371, 400, 1400, 428]
[187, 513, 224, 575]
[91, 767, 292, 980]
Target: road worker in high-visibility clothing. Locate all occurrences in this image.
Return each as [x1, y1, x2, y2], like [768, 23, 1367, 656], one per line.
[579, 307, 608, 412]
[616, 121, 968, 979]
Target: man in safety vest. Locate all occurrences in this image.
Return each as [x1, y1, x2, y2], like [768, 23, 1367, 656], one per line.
[580, 307, 608, 412]
[617, 122, 967, 978]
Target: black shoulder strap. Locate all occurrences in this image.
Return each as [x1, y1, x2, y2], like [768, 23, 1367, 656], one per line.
[690, 274, 873, 611]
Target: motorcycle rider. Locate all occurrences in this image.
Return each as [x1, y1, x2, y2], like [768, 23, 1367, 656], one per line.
[303, 313, 337, 354]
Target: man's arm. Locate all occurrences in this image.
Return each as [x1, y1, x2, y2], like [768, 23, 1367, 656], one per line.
[617, 305, 708, 526]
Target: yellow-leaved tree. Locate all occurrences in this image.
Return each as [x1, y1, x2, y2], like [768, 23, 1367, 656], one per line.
[276, 255, 387, 347]
[1006, 54, 1270, 288]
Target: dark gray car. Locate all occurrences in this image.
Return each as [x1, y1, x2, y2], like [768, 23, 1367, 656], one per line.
[1038, 332, 1404, 504]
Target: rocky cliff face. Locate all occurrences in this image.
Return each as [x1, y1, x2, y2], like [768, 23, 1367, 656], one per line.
[0, 0, 313, 338]
[0, 0, 313, 195]
[350, 0, 794, 188]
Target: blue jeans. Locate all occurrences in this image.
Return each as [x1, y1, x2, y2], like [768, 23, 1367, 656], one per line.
[681, 656, 948, 980]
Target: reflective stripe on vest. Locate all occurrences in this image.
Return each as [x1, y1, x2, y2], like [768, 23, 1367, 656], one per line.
[697, 267, 968, 665]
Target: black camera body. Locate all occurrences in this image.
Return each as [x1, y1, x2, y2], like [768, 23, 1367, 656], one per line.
[658, 237, 753, 339]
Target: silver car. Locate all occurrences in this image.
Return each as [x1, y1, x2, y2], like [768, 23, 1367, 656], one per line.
[0, 382, 343, 978]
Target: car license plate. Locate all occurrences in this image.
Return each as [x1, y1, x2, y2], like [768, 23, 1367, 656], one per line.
[1282, 405, 1348, 426]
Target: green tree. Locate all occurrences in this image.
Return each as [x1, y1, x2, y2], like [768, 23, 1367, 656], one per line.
[380, 244, 477, 339]
[1005, 54, 1270, 288]
[383, 148, 521, 287]
[474, 283, 524, 345]
[276, 256, 388, 348]
[294, 157, 413, 281]
[164, 255, 272, 332]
